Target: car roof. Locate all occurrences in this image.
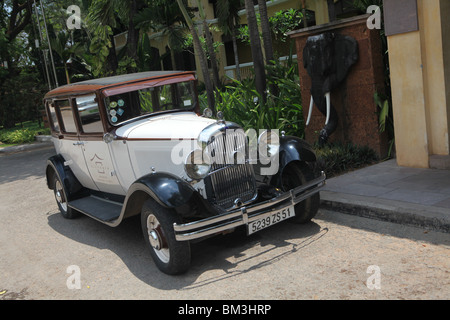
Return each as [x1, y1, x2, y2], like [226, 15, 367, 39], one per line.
[44, 71, 194, 99]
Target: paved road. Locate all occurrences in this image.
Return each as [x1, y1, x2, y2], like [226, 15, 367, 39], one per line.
[0, 147, 449, 300]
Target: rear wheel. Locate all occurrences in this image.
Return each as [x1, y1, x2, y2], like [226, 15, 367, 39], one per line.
[280, 162, 320, 223]
[141, 199, 191, 275]
[53, 175, 79, 219]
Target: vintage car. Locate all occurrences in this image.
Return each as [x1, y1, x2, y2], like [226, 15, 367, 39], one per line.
[44, 71, 326, 274]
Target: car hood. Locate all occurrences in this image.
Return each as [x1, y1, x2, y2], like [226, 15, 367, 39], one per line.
[115, 112, 217, 140]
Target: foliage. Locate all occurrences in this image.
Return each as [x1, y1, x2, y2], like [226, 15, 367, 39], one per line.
[269, 8, 303, 42]
[352, 0, 384, 13]
[135, 0, 189, 54]
[0, 128, 36, 144]
[237, 8, 304, 44]
[201, 58, 304, 137]
[183, 31, 223, 59]
[0, 68, 47, 128]
[314, 142, 379, 178]
[0, 121, 50, 145]
[374, 92, 395, 158]
[116, 56, 138, 75]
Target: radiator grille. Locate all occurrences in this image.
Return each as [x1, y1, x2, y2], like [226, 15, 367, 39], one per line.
[205, 129, 256, 209]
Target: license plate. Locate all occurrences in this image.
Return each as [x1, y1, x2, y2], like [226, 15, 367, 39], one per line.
[247, 206, 295, 235]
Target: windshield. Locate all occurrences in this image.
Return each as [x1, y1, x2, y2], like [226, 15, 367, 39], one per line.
[104, 80, 197, 125]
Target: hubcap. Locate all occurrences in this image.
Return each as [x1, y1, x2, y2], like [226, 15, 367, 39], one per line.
[146, 214, 170, 263]
[55, 180, 67, 211]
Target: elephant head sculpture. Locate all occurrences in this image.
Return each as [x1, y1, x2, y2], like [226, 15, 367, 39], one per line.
[303, 32, 358, 145]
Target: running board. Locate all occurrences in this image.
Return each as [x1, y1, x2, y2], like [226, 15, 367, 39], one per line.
[68, 196, 122, 222]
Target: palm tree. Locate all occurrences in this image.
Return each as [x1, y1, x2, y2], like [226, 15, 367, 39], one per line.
[87, 0, 143, 74]
[135, 0, 187, 70]
[50, 31, 83, 84]
[216, 0, 242, 81]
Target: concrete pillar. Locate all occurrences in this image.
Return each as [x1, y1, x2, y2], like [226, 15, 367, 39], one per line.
[387, 0, 450, 168]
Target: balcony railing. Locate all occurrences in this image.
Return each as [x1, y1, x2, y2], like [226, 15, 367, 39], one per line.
[224, 55, 297, 80]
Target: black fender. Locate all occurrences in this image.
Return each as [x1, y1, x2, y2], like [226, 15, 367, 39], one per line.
[270, 135, 318, 186]
[127, 172, 196, 209]
[279, 135, 317, 168]
[46, 155, 85, 200]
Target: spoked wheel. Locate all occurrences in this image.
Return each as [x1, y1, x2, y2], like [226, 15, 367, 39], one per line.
[141, 199, 191, 275]
[280, 162, 320, 224]
[53, 175, 79, 219]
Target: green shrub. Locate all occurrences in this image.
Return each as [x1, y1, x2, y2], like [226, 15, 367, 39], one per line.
[203, 58, 304, 137]
[314, 142, 379, 178]
[0, 122, 50, 145]
[0, 129, 36, 144]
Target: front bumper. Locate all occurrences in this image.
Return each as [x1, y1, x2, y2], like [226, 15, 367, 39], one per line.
[173, 171, 326, 241]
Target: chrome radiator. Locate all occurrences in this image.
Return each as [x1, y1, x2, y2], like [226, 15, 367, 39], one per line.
[205, 127, 256, 209]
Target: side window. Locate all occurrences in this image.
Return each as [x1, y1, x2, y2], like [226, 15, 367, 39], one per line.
[47, 102, 60, 132]
[76, 94, 103, 133]
[55, 99, 77, 133]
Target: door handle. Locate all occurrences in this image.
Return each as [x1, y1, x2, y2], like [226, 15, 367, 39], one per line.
[73, 141, 85, 146]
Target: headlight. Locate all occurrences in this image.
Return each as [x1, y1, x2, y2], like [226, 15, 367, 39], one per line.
[184, 149, 211, 180]
[258, 130, 280, 157]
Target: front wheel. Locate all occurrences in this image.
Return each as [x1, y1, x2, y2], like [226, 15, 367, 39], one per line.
[141, 199, 191, 275]
[280, 162, 320, 224]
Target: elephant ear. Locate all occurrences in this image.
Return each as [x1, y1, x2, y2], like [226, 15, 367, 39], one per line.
[334, 34, 359, 84]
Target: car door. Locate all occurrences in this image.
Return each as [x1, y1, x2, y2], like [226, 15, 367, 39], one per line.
[49, 99, 99, 191]
[75, 94, 126, 196]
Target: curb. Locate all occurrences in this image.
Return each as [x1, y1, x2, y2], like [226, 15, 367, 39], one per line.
[320, 191, 450, 233]
[0, 136, 53, 155]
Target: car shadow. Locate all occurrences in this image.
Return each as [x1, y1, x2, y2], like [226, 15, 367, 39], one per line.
[47, 210, 327, 290]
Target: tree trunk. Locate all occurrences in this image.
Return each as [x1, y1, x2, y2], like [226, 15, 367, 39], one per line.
[301, 0, 308, 28]
[327, 0, 336, 22]
[64, 64, 70, 84]
[257, 0, 278, 95]
[257, 0, 274, 65]
[203, 19, 221, 90]
[107, 34, 119, 75]
[126, 0, 139, 72]
[231, 25, 241, 81]
[244, 0, 266, 101]
[176, 0, 215, 113]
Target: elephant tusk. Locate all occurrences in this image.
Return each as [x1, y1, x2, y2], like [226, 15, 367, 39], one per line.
[306, 96, 314, 126]
[325, 92, 331, 126]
